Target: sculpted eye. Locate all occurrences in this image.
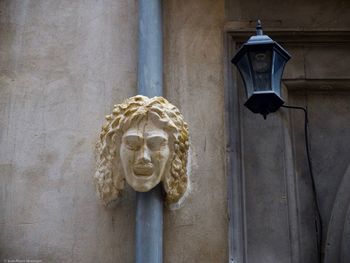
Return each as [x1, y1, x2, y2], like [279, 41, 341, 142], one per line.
[126, 141, 140, 150]
[124, 136, 141, 150]
[147, 136, 168, 151]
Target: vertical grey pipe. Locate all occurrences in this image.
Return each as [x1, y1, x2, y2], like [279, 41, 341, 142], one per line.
[138, 0, 163, 97]
[135, 0, 163, 263]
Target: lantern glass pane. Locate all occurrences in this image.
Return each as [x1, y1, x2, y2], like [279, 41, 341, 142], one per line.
[237, 53, 254, 97]
[249, 50, 272, 92]
[272, 52, 287, 96]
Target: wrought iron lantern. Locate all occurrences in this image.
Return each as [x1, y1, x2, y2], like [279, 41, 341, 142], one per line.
[231, 20, 291, 119]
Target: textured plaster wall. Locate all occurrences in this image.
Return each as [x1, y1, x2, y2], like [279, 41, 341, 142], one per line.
[226, 0, 350, 28]
[164, 1, 227, 262]
[0, 0, 227, 262]
[0, 0, 138, 262]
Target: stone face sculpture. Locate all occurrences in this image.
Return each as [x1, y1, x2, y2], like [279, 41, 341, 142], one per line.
[94, 95, 189, 206]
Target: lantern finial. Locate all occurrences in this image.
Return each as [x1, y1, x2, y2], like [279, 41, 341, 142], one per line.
[256, 20, 263, 35]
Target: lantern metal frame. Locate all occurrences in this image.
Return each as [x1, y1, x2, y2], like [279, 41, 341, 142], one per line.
[231, 20, 291, 118]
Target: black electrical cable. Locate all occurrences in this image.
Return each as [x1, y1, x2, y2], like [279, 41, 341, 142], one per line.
[281, 105, 323, 262]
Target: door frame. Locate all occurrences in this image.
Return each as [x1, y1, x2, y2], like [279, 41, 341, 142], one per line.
[224, 26, 350, 263]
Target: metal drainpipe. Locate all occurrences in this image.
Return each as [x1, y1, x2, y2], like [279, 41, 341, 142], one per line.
[135, 0, 163, 263]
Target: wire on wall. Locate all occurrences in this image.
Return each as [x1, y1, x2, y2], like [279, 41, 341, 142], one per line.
[281, 104, 323, 262]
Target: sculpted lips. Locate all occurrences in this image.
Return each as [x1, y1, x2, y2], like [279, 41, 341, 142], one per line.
[133, 163, 154, 176]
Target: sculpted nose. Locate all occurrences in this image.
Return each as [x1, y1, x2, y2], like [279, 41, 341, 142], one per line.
[137, 144, 151, 163]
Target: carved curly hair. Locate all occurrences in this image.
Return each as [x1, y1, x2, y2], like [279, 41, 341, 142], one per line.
[94, 95, 189, 206]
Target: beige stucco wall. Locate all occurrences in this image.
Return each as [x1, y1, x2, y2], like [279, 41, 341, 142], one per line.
[0, 0, 226, 262]
[164, 1, 227, 262]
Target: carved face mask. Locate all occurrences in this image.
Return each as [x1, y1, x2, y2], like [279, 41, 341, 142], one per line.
[120, 117, 171, 192]
[95, 95, 189, 206]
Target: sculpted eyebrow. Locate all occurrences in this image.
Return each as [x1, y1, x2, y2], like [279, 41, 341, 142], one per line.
[147, 135, 167, 141]
[123, 134, 142, 141]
